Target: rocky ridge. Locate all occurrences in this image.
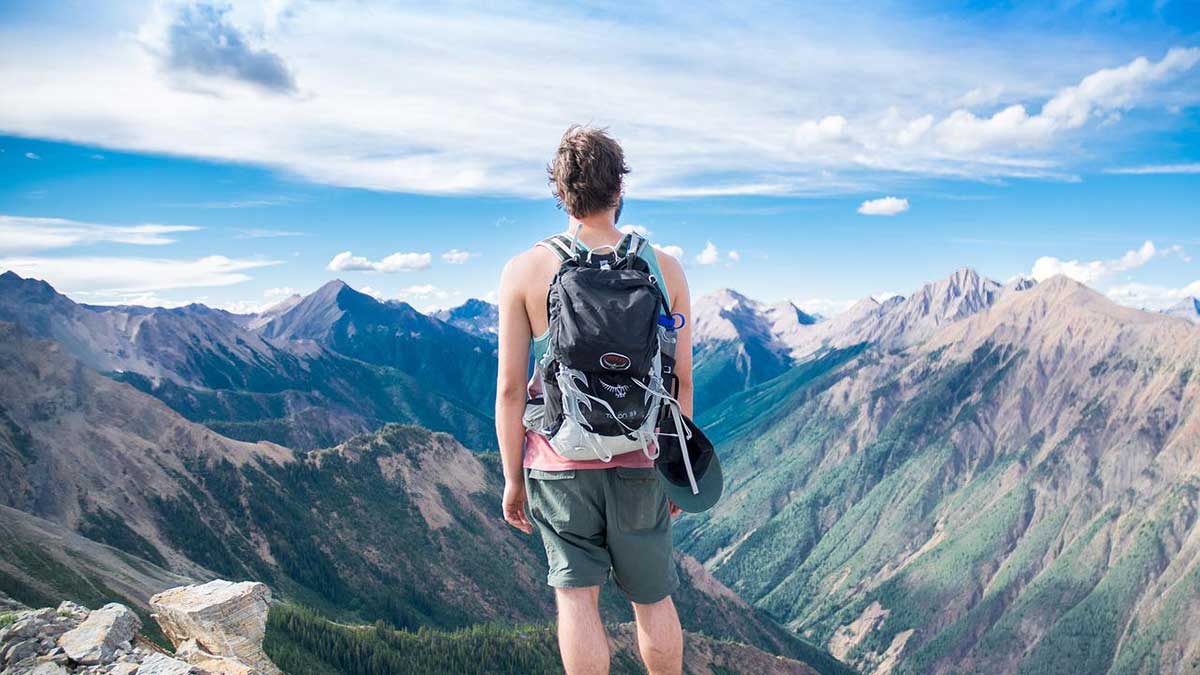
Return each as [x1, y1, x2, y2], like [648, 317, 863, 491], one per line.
[0, 580, 275, 675]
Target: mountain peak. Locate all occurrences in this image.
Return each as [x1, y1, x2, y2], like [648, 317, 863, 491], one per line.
[1, 270, 22, 281]
[1165, 296, 1200, 324]
[705, 288, 754, 310]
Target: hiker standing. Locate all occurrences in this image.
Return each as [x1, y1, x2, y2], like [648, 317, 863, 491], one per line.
[496, 126, 721, 675]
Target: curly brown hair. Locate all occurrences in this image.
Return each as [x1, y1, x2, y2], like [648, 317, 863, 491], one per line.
[547, 125, 630, 219]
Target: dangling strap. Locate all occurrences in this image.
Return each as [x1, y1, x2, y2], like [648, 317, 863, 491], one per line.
[631, 378, 698, 495]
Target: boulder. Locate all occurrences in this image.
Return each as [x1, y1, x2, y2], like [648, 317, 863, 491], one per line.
[55, 603, 141, 665]
[136, 653, 198, 674]
[149, 581, 279, 675]
[176, 639, 264, 675]
[30, 663, 69, 675]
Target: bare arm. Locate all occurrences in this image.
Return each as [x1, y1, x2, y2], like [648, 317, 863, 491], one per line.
[496, 256, 533, 533]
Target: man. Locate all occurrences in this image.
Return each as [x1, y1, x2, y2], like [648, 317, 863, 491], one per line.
[496, 125, 693, 675]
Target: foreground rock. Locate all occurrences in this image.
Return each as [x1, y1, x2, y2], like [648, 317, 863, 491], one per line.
[1, 580, 277, 675]
[56, 604, 140, 665]
[149, 581, 279, 675]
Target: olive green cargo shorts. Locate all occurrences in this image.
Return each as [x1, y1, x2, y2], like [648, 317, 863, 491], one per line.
[524, 466, 679, 604]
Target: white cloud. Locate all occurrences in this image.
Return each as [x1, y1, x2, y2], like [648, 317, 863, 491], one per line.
[933, 47, 1200, 153]
[398, 284, 439, 297]
[1104, 163, 1200, 175]
[619, 224, 652, 237]
[6, 5, 1194, 196]
[24, 152, 39, 160]
[441, 248, 476, 264]
[357, 285, 386, 300]
[794, 297, 856, 317]
[695, 242, 720, 265]
[1105, 280, 1200, 311]
[1030, 240, 1186, 285]
[0, 254, 280, 296]
[264, 286, 298, 298]
[0, 214, 199, 253]
[653, 244, 684, 260]
[326, 250, 431, 272]
[794, 115, 849, 147]
[727, 250, 740, 262]
[858, 196, 909, 216]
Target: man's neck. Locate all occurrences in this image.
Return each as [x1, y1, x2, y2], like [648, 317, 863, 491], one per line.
[566, 213, 622, 249]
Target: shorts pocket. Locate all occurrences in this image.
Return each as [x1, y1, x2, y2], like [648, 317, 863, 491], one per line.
[526, 469, 578, 529]
[614, 467, 665, 533]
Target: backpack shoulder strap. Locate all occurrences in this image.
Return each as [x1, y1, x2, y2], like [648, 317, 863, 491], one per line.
[616, 231, 648, 259]
[537, 234, 580, 263]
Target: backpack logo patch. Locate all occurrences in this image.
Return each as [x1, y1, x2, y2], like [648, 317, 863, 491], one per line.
[600, 352, 631, 371]
[599, 379, 630, 399]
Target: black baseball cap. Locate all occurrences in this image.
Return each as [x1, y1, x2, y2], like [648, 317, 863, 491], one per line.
[655, 414, 722, 513]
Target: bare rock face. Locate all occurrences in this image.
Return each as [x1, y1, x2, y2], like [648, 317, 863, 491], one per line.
[175, 639, 264, 675]
[55, 603, 141, 665]
[150, 581, 280, 675]
[137, 652, 199, 674]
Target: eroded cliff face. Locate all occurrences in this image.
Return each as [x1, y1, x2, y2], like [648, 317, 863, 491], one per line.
[682, 276, 1200, 674]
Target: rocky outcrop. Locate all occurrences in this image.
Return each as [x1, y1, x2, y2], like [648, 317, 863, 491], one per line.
[0, 581, 278, 675]
[149, 581, 279, 675]
[56, 604, 140, 665]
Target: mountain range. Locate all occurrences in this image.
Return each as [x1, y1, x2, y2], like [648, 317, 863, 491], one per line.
[690, 268, 1027, 414]
[0, 281, 843, 672]
[0, 272, 497, 451]
[679, 273, 1200, 674]
[4, 262, 1200, 674]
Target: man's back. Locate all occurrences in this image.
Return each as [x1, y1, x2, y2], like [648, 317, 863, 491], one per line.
[494, 126, 692, 675]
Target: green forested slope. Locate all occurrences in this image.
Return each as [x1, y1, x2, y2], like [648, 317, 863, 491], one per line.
[678, 278, 1200, 674]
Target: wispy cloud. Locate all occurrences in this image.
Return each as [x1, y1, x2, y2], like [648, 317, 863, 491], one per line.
[24, 152, 40, 160]
[0, 214, 199, 253]
[235, 228, 308, 239]
[3, 4, 1196, 197]
[326, 250, 432, 273]
[0, 254, 280, 296]
[1104, 163, 1200, 175]
[171, 196, 309, 209]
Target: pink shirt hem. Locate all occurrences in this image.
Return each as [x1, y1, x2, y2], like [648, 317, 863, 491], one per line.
[523, 430, 655, 471]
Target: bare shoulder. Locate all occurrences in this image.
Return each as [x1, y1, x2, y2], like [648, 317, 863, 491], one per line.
[652, 248, 688, 290]
[503, 245, 557, 279]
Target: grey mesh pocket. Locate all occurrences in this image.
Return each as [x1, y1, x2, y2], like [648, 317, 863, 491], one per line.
[522, 400, 546, 432]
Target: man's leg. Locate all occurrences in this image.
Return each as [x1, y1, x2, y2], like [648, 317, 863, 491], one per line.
[632, 595, 682, 675]
[556, 586, 609, 675]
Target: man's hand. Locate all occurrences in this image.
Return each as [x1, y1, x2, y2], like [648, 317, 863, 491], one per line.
[669, 500, 682, 518]
[503, 480, 533, 533]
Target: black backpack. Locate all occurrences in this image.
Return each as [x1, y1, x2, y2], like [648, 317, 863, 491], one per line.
[531, 232, 682, 462]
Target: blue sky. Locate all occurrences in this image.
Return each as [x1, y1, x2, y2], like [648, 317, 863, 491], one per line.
[1, 1, 1198, 314]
